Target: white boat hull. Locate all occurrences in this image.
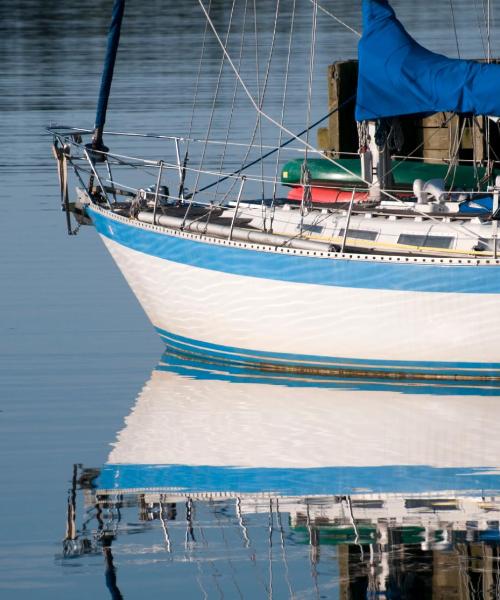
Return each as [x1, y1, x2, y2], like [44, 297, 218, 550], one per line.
[89, 205, 500, 380]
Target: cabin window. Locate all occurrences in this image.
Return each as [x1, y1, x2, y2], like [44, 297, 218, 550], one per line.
[298, 223, 323, 234]
[338, 228, 379, 241]
[397, 234, 454, 249]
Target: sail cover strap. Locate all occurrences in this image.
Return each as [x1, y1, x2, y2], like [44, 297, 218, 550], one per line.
[94, 0, 125, 132]
[356, 0, 500, 121]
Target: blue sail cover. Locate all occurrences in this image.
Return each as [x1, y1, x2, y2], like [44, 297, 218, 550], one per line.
[356, 0, 500, 121]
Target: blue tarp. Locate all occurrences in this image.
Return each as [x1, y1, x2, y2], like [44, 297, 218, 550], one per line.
[356, 0, 500, 121]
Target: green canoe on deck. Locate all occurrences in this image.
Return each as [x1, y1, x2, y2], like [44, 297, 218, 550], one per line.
[281, 158, 495, 190]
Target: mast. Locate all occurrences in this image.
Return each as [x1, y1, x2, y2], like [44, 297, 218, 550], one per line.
[90, 0, 126, 157]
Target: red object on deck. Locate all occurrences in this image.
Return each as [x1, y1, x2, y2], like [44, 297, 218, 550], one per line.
[287, 186, 369, 204]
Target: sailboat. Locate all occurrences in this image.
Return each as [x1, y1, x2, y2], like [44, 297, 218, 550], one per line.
[49, 0, 500, 380]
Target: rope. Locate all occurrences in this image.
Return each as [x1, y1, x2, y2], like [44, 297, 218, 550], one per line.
[52, 141, 75, 235]
[387, 119, 404, 153]
[384, 113, 457, 180]
[357, 121, 369, 153]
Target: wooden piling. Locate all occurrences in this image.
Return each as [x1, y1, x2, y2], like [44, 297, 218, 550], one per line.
[318, 60, 498, 164]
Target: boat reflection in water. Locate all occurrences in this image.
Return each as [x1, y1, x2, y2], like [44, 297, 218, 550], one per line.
[64, 353, 500, 598]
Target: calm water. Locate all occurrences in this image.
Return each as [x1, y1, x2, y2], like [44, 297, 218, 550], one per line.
[1, 1, 500, 598]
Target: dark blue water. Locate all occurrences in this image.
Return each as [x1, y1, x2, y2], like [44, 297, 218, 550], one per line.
[1, 1, 500, 598]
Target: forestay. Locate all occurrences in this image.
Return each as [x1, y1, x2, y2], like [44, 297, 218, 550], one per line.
[356, 0, 500, 121]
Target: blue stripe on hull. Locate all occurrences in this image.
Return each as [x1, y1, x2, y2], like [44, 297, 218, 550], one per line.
[156, 327, 500, 380]
[88, 207, 500, 294]
[97, 464, 500, 496]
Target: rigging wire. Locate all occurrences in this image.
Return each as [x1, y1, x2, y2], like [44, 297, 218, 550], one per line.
[454, 119, 469, 189]
[300, 0, 318, 223]
[272, 0, 296, 208]
[305, 502, 320, 598]
[258, 0, 282, 226]
[449, 0, 461, 58]
[445, 115, 466, 190]
[309, 0, 361, 38]
[186, 0, 212, 152]
[60, 131, 492, 202]
[305, 2, 317, 151]
[472, 116, 481, 186]
[275, 499, 295, 599]
[268, 499, 274, 600]
[253, 0, 265, 203]
[195, 0, 399, 189]
[214, 0, 250, 200]
[190, 0, 238, 210]
[487, 0, 491, 63]
[486, 0, 491, 170]
[217, 0, 277, 202]
[219, 0, 281, 206]
[195, 0, 482, 241]
[191, 98, 355, 198]
[212, 503, 245, 600]
[473, 0, 488, 57]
